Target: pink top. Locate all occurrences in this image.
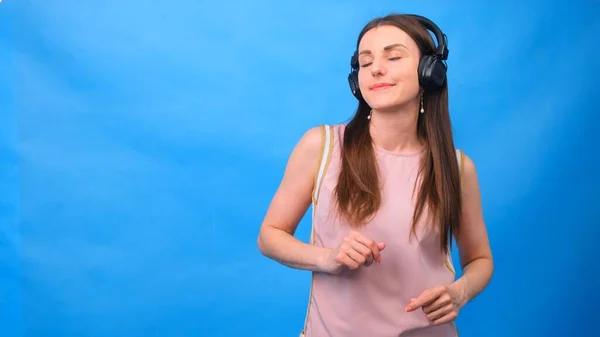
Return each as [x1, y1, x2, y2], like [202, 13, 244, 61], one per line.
[302, 124, 460, 337]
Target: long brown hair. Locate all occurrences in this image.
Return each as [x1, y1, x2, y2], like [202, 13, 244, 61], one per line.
[334, 14, 462, 254]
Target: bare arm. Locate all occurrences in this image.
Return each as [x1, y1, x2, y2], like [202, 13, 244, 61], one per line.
[257, 126, 332, 272]
[452, 154, 494, 305]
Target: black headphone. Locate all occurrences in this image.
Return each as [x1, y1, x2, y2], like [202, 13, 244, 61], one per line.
[348, 14, 449, 101]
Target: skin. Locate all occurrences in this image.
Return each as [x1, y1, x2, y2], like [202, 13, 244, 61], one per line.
[257, 24, 493, 326]
[357, 25, 425, 155]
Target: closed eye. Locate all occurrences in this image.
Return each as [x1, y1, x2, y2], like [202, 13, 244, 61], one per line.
[360, 57, 401, 67]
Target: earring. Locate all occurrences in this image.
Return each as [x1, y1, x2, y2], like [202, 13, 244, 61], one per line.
[367, 110, 372, 120]
[420, 96, 425, 114]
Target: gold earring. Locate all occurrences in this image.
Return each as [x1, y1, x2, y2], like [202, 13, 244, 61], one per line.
[420, 96, 425, 114]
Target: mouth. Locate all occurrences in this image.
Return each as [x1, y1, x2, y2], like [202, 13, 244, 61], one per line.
[369, 83, 395, 91]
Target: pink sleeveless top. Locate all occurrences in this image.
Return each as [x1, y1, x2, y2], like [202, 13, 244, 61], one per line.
[301, 124, 460, 337]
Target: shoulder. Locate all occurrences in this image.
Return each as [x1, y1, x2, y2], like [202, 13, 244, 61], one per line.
[294, 124, 343, 155]
[286, 125, 332, 172]
[457, 150, 480, 192]
[294, 125, 325, 156]
[459, 151, 477, 178]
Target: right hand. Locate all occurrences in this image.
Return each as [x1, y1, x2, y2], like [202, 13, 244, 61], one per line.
[322, 231, 386, 274]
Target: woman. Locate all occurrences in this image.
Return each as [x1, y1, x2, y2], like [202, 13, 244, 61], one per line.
[257, 13, 493, 337]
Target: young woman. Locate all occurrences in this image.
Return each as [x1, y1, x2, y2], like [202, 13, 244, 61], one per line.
[257, 13, 493, 337]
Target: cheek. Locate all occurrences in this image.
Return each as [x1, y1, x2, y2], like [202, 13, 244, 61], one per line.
[357, 71, 371, 92]
[359, 71, 420, 104]
[394, 67, 420, 89]
[391, 69, 421, 100]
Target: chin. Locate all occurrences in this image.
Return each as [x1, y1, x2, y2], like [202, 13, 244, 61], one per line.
[366, 93, 417, 112]
[365, 99, 402, 111]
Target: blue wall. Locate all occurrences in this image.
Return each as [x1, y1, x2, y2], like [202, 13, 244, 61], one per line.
[1, 0, 599, 336]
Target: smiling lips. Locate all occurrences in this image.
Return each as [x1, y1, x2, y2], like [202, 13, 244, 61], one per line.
[369, 83, 395, 91]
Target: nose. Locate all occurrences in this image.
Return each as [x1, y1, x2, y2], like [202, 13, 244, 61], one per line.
[370, 57, 387, 77]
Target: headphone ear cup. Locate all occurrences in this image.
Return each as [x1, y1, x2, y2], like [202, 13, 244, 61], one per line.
[348, 70, 361, 100]
[418, 55, 447, 91]
[348, 52, 362, 100]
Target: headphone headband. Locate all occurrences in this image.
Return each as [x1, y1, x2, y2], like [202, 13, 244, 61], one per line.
[347, 14, 449, 99]
[406, 14, 449, 60]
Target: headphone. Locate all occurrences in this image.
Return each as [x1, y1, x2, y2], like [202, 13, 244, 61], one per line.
[348, 14, 449, 101]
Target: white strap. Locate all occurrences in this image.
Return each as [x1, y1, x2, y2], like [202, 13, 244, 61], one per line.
[456, 149, 464, 187]
[301, 124, 334, 337]
[312, 125, 333, 204]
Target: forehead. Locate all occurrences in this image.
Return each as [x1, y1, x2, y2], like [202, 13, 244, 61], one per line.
[357, 25, 419, 53]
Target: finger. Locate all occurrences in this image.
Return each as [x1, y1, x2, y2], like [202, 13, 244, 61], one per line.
[338, 238, 369, 268]
[346, 248, 367, 266]
[352, 233, 383, 263]
[431, 310, 458, 326]
[405, 287, 444, 312]
[337, 252, 360, 270]
[426, 304, 453, 323]
[347, 239, 374, 265]
[422, 294, 449, 314]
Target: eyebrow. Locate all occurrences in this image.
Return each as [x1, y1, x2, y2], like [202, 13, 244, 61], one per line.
[358, 43, 408, 55]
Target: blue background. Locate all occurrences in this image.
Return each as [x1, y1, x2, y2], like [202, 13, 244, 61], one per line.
[1, 0, 599, 336]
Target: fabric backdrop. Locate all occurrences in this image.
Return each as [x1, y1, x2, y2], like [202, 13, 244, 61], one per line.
[1, 0, 599, 336]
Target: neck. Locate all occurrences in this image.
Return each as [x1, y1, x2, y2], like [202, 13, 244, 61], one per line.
[368, 102, 423, 154]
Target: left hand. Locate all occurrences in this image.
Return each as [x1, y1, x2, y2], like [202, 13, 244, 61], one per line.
[404, 282, 467, 325]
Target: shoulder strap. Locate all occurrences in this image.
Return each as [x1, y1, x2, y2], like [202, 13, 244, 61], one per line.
[301, 124, 334, 337]
[309, 124, 334, 245]
[312, 124, 334, 207]
[456, 148, 464, 188]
